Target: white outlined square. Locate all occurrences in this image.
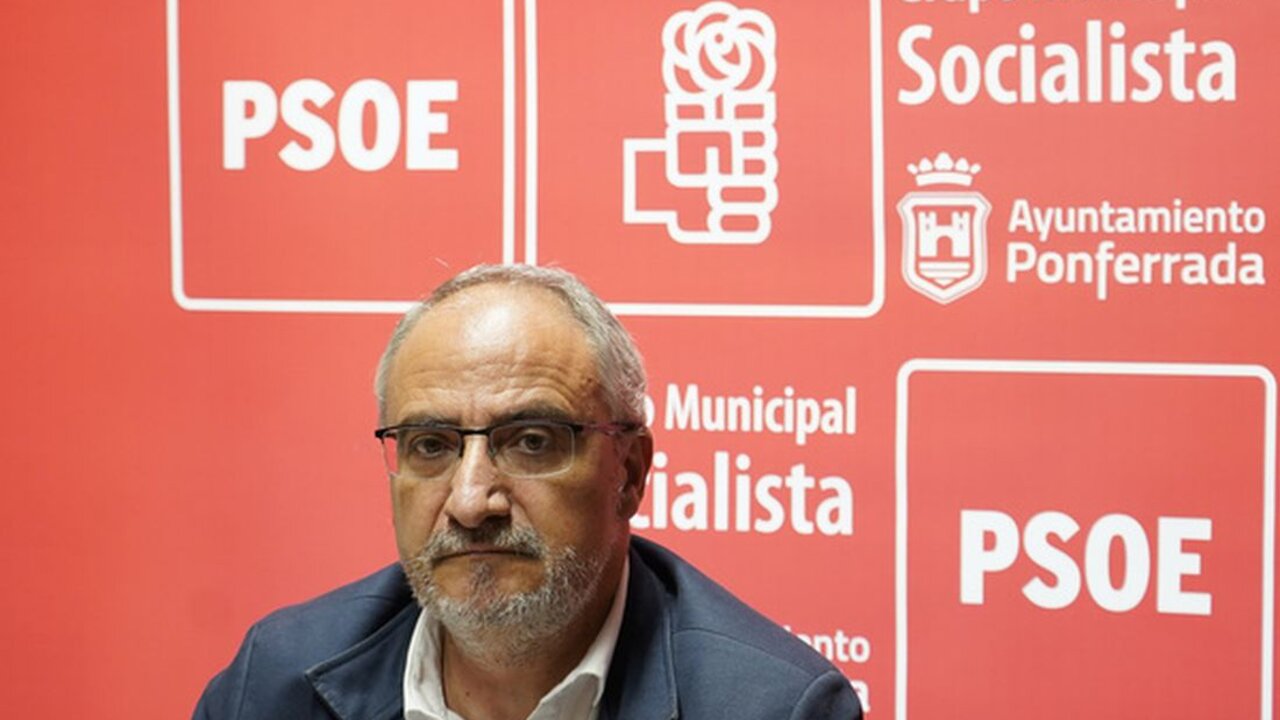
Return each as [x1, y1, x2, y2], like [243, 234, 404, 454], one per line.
[165, 0, 517, 314]
[894, 359, 1276, 720]
[524, 0, 886, 318]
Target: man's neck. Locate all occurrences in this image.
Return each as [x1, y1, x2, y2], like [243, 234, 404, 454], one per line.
[439, 632, 578, 720]
[439, 557, 625, 720]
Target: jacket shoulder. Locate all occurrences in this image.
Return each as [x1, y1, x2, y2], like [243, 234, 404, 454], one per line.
[630, 537, 861, 719]
[632, 537, 831, 673]
[193, 564, 417, 719]
[249, 563, 414, 658]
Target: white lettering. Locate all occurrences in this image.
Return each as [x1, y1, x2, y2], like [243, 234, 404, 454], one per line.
[1006, 240, 1265, 299]
[896, 22, 1238, 106]
[960, 509, 1019, 605]
[337, 79, 401, 172]
[1021, 511, 1081, 610]
[632, 451, 853, 537]
[661, 384, 857, 446]
[1084, 513, 1150, 612]
[405, 80, 460, 170]
[223, 80, 278, 170]
[959, 509, 1213, 615]
[1156, 517, 1213, 616]
[278, 79, 336, 171]
[220, 78, 460, 171]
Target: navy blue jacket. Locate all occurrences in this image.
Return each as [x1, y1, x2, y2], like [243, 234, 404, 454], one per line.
[194, 537, 862, 720]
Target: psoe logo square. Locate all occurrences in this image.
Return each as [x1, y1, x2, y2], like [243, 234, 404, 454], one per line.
[896, 359, 1275, 720]
[166, 0, 514, 312]
[529, 1, 886, 317]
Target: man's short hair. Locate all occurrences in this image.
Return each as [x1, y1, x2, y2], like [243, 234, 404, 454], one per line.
[374, 264, 647, 425]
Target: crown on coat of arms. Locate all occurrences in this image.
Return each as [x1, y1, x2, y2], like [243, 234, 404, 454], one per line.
[907, 152, 981, 187]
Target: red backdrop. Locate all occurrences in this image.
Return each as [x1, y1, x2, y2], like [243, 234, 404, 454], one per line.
[1, 0, 1276, 717]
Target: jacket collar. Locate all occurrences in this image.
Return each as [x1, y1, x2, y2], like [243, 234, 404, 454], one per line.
[304, 541, 678, 720]
[305, 599, 418, 720]
[600, 541, 679, 720]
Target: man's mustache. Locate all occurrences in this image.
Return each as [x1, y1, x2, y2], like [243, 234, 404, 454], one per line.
[423, 522, 546, 566]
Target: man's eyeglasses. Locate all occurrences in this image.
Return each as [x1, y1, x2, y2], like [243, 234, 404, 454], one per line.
[373, 419, 644, 480]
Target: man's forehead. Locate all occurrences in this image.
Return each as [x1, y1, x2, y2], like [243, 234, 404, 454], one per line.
[385, 282, 605, 419]
[414, 280, 586, 345]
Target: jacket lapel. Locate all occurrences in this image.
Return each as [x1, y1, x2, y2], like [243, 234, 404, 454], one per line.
[303, 541, 677, 720]
[600, 544, 679, 720]
[305, 601, 419, 720]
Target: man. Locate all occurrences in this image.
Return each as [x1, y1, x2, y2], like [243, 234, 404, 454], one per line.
[195, 265, 861, 720]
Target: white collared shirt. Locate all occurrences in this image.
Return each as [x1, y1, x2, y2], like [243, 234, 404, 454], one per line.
[403, 558, 629, 720]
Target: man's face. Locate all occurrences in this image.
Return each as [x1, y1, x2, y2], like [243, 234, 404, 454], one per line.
[382, 283, 647, 638]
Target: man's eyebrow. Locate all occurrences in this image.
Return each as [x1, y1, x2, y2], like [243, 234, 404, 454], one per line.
[494, 406, 577, 425]
[392, 412, 453, 427]
[392, 405, 577, 427]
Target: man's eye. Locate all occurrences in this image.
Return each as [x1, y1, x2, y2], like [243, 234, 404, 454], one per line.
[507, 427, 555, 455]
[406, 432, 456, 458]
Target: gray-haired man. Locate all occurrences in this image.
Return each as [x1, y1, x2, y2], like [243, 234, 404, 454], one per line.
[195, 265, 861, 720]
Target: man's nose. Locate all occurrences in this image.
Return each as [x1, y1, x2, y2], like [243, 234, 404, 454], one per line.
[442, 435, 512, 528]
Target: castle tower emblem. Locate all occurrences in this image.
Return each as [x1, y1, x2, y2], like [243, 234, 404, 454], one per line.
[896, 152, 991, 304]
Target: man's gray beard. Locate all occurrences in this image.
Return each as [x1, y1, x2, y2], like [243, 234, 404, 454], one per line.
[402, 523, 611, 664]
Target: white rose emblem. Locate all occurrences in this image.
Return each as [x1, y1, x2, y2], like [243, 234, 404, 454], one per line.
[662, 1, 776, 96]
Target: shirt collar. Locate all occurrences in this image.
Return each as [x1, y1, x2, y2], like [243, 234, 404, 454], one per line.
[404, 556, 631, 720]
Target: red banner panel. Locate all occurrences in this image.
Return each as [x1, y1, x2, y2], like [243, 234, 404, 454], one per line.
[900, 361, 1273, 720]
[3, 0, 1279, 716]
[533, 1, 881, 314]
[172, 0, 512, 307]
[884, 0, 1272, 313]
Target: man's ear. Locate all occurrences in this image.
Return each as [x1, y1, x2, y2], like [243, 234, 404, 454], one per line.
[617, 430, 653, 520]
